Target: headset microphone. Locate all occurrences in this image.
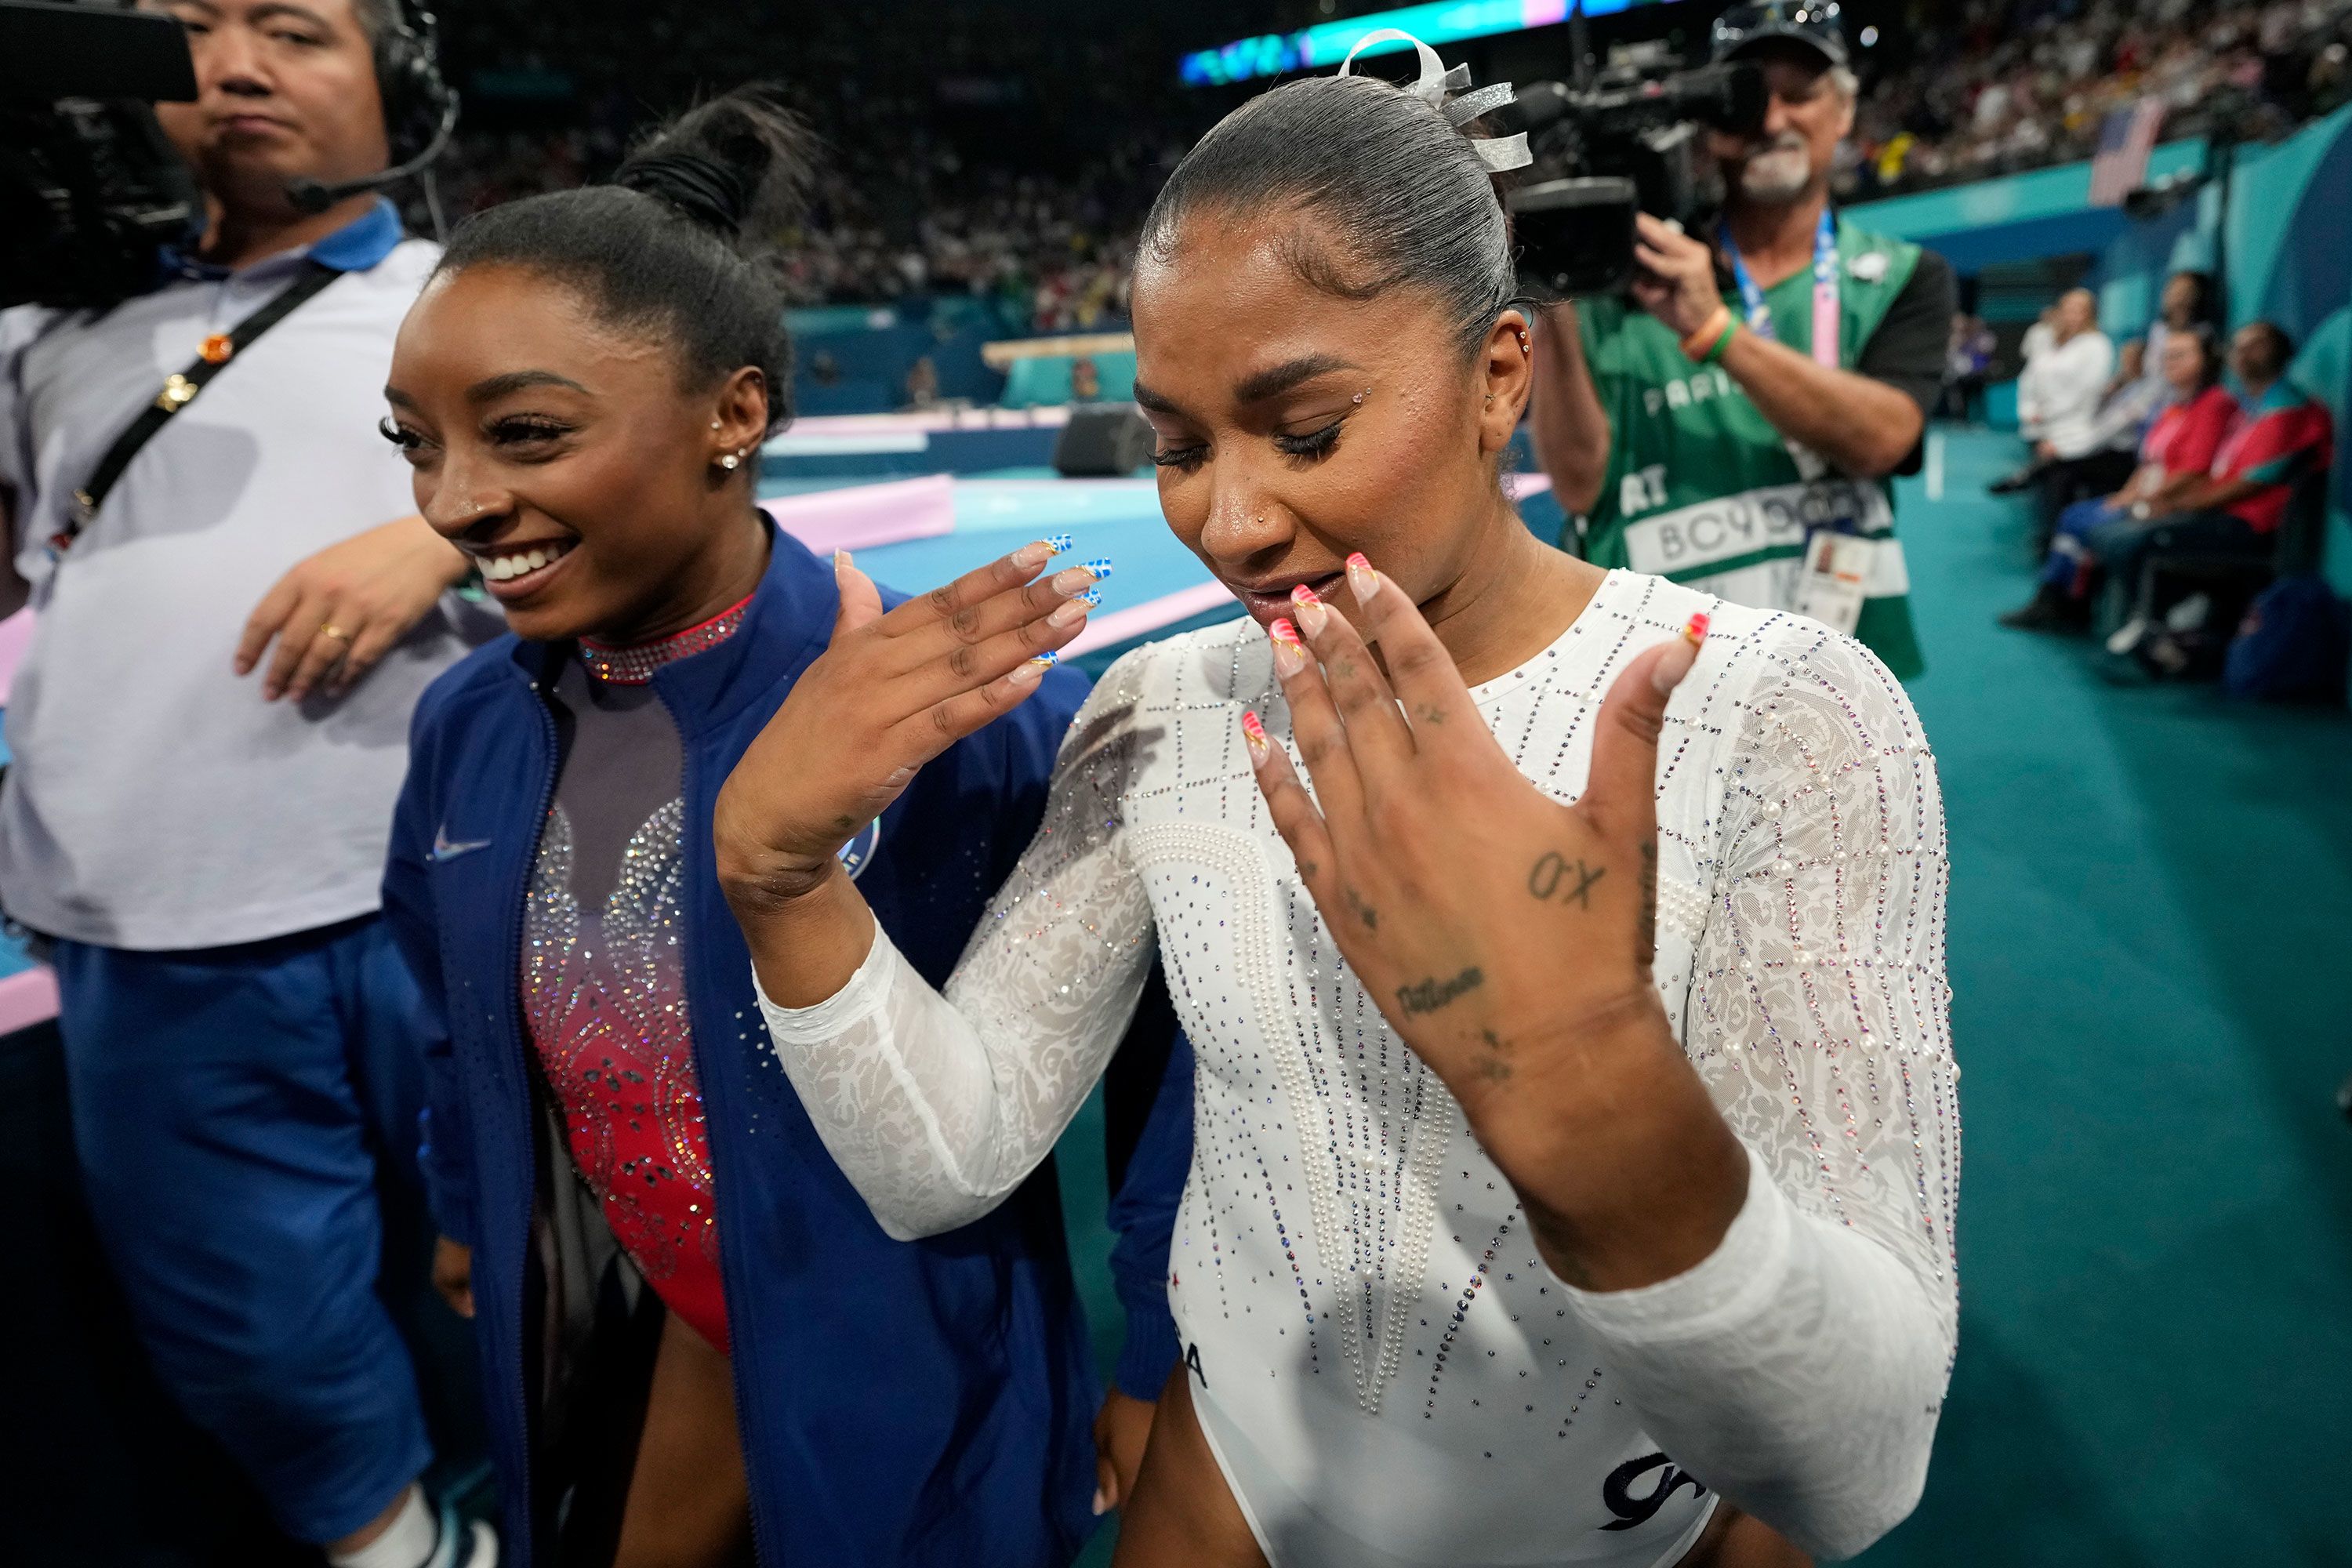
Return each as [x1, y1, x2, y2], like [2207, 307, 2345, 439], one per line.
[285, 93, 457, 214]
[282, 0, 457, 216]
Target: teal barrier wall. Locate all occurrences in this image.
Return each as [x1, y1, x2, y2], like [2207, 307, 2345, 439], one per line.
[1846, 140, 2209, 271]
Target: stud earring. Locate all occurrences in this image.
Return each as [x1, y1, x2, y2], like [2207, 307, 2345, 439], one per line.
[1351, 390, 1367, 405]
[710, 419, 722, 430]
[719, 453, 741, 471]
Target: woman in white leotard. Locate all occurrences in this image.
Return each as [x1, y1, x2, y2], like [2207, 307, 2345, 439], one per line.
[713, 35, 1957, 1568]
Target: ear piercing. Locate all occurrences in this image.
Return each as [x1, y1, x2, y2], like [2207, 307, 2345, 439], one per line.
[710, 419, 722, 429]
[717, 445, 749, 471]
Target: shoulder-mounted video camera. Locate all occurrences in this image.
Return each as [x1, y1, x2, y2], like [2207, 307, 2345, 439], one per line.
[0, 0, 458, 311]
[1508, 42, 1766, 298]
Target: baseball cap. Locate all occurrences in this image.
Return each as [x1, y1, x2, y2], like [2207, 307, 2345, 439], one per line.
[1710, 2, 1849, 68]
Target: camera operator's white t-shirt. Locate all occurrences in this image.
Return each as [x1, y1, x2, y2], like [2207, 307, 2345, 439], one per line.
[0, 200, 493, 949]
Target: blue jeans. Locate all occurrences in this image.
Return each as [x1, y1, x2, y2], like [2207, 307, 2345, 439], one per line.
[53, 915, 434, 1543]
[2081, 506, 2266, 618]
[2041, 496, 2126, 595]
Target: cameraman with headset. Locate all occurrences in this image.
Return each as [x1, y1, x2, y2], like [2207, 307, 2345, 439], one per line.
[0, 2, 494, 1564]
[1529, 2, 1955, 679]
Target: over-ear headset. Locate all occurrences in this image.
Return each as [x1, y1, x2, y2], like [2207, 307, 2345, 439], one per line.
[285, 0, 460, 215]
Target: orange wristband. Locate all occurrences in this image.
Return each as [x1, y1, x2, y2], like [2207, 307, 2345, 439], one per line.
[1680, 305, 1736, 364]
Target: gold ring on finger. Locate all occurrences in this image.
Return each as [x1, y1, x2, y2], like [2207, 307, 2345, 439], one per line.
[320, 622, 351, 642]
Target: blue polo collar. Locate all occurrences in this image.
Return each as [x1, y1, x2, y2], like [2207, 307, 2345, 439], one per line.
[161, 195, 406, 283]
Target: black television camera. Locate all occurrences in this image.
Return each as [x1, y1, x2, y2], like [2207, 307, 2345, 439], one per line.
[0, 1, 205, 310]
[1508, 42, 1767, 298]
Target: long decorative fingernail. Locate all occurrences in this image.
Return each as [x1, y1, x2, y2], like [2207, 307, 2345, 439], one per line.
[1092, 1486, 1110, 1517]
[1289, 582, 1328, 637]
[1048, 592, 1095, 628]
[833, 548, 851, 572]
[1014, 535, 1070, 570]
[1345, 552, 1377, 606]
[1050, 565, 1099, 597]
[1652, 630, 1700, 695]
[1269, 617, 1308, 677]
[1011, 650, 1058, 686]
[1241, 710, 1270, 765]
[1081, 557, 1114, 580]
[1681, 611, 1710, 647]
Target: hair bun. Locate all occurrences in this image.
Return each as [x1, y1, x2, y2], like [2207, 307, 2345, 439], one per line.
[619, 153, 752, 233]
[612, 83, 815, 246]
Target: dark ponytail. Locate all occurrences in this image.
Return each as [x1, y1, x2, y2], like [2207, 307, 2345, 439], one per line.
[1139, 67, 1523, 361]
[433, 85, 814, 432]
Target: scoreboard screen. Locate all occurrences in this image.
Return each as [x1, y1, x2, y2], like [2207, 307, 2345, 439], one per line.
[1179, 0, 1682, 87]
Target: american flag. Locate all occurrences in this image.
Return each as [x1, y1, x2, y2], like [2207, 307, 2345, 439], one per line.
[2088, 99, 2168, 207]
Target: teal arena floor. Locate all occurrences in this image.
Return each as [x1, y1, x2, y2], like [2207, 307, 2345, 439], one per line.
[969, 426, 2352, 1568]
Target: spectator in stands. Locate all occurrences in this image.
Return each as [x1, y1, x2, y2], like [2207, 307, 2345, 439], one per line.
[1943, 310, 1996, 421]
[902, 354, 942, 410]
[1069, 354, 1103, 403]
[0, 5, 492, 1565]
[380, 87, 1184, 1567]
[1530, 5, 1958, 679]
[2002, 323, 2236, 630]
[2098, 320, 2334, 655]
[2141, 270, 2216, 397]
[2009, 289, 2118, 529]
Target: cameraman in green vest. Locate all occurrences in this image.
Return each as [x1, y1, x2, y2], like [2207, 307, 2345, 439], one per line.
[1529, 2, 1956, 678]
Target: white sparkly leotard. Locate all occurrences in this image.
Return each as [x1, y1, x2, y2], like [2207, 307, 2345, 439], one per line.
[757, 572, 1959, 1566]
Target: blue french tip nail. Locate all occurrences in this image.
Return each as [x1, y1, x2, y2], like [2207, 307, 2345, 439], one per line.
[1082, 558, 1114, 579]
[1028, 651, 1059, 668]
[1046, 533, 1073, 555]
[1076, 588, 1102, 608]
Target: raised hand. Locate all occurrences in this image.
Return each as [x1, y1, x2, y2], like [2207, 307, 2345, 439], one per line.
[1243, 554, 1748, 1291]
[715, 537, 1101, 914]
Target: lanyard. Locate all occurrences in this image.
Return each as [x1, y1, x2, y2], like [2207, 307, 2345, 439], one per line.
[1723, 208, 1842, 370]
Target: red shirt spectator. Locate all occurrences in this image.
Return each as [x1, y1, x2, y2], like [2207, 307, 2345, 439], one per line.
[2143, 382, 2238, 479]
[2211, 381, 2336, 532]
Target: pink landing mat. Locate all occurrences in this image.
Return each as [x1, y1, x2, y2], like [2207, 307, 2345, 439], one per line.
[0, 967, 59, 1033]
[763, 474, 956, 556]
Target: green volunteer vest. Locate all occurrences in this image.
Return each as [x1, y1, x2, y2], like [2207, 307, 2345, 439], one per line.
[1576, 215, 1926, 679]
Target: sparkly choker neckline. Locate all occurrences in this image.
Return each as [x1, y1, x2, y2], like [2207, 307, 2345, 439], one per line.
[578, 594, 753, 684]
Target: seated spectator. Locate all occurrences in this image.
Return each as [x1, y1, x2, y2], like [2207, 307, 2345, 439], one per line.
[1069, 354, 1102, 403]
[2002, 324, 2235, 630]
[2096, 321, 2332, 655]
[2010, 290, 2119, 532]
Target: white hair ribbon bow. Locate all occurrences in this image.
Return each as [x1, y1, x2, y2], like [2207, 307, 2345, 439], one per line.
[1336, 27, 1534, 172]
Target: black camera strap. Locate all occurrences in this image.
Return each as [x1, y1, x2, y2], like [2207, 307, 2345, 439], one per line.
[53, 260, 343, 556]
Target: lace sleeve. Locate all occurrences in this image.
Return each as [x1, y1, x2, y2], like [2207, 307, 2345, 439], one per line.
[1563, 630, 1960, 1561]
[754, 654, 1162, 1241]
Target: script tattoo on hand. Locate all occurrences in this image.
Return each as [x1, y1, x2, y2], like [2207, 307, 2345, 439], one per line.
[1528, 851, 1606, 909]
[1396, 966, 1483, 1016]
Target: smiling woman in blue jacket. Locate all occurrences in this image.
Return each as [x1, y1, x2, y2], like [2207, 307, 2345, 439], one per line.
[376, 89, 1180, 1568]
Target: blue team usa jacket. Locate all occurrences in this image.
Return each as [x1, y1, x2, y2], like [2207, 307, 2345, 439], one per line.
[382, 528, 1188, 1567]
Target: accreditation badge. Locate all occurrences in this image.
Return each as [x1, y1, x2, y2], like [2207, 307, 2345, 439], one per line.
[1794, 531, 1871, 634]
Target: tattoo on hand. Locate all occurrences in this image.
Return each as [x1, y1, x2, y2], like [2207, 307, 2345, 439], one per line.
[1475, 1026, 1512, 1083]
[1396, 966, 1483, 1016]
[1528, 851, 1606, 909]
[1414, 702, 1447, 728]
[1345, 887, 1379, 930]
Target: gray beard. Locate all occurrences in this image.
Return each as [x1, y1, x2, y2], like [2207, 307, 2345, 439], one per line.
[1739, 150, 1813, 204]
